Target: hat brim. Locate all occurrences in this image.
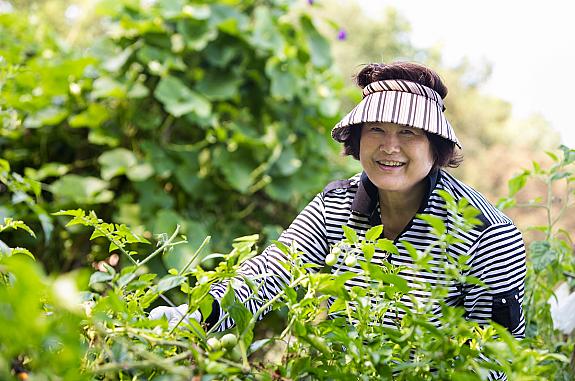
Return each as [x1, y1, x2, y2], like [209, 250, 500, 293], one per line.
[331, 91, 461, 149]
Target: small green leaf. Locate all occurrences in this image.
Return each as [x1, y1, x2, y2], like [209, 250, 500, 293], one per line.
[342, 225, 358, 244]
[419, 214, 446, 237]
[221, 284, 252, 334]
[9, 247, 35, 260]
[365, 225, 383, 241]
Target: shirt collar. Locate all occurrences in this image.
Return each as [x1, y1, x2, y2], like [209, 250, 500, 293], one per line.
[351, 170, 441, 222]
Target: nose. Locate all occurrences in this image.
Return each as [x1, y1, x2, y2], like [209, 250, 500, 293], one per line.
[379, 134, 400, 154]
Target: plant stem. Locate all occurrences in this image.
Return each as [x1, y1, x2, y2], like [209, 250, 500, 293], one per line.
[137, 225, 183, 268]
[180, 235, 211, 274]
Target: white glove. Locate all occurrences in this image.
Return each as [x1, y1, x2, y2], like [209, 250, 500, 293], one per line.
[149, 304, 201, 328]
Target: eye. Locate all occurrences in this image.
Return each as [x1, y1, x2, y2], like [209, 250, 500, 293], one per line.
[400, 128, 417, 135]
[369, 126, 384, 132]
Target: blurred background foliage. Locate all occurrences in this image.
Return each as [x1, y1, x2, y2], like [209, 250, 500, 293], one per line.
[0, 0, 571, 275]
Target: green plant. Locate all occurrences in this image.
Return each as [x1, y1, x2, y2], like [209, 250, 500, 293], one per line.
[3, 158, 573, 379]
[0, 0, 345, 273]
[498, 145, 575, 379]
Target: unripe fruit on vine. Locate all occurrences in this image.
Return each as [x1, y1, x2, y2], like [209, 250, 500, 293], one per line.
[206, 337, 221, 351]
[331, 246, 341, 256]
[344, 255, 357, 267]
[325, 253, 337, 266]
[228, 345, 242, 361]
[220, 333, 238, 349]
[205, 360, 226, 374]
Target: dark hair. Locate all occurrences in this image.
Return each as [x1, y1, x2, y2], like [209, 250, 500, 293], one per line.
[336, 62, 462, 169]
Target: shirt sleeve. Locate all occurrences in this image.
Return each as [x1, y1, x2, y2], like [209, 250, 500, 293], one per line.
[463, 222, 527, 339]
[208, 193, 329, 331]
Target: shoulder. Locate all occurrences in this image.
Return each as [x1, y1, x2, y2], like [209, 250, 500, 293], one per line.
[438, 170, 514, 229]
[322, 173, 361, 196]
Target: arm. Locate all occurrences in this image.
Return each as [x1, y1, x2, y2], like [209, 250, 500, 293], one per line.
[463, 223, 527, 338]
[208, 193, 329, 331]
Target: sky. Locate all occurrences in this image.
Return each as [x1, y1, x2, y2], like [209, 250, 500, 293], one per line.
[358, 0, 575, 147]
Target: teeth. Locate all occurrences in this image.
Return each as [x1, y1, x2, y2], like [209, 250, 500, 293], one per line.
[378, 160, 404, 167]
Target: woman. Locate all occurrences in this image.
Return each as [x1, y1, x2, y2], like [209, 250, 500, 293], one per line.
[152, 62, 526, 342]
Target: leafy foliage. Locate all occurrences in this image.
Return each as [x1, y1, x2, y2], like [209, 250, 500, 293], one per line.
[1, 149, 574, 379]
[1, 0, 344, 272]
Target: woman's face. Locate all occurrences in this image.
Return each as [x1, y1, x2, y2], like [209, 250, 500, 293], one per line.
[359, 122, 434, 194]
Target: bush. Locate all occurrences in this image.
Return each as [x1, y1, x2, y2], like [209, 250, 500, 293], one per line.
[0, 0, 345, 273]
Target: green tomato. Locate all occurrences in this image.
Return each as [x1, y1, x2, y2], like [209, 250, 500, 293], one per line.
[344, 255, 357, 267]
[220, 333, 238, 349]
[325, 253, 337, 266]
[331, 246, 341, 256]
[206, 337, 221, 351]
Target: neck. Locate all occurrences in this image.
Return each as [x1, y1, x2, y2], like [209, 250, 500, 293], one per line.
[378, 180, 427, 215]
[378, 180, 427, 239]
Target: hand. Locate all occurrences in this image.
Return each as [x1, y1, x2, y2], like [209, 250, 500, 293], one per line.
[149, 304, 201, 328]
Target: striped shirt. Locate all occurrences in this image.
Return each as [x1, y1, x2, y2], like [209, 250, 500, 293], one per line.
[209, 170, 526, 374]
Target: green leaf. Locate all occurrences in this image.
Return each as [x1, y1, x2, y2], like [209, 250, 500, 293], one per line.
[154, 75, 211, 118]
[361, 243, 375, 262]
[248, 338, 274, 355]
[375, 239, 399, 255]
[0, 218, 36, 238]
[221, 284, 252, 334]
[182, 4, 211, 20]
[91, 76, 127, 99]
[529, 240, 559, 271]
[301, 15, 332, 68]
[250, 6, 284, 53]
[126, 163, 154, 182]
[196, 70, 242, 101]
[24, 107, 68, 128]
[265, 58, 298, 100]
[89, 271, 113, 286]
[550, 171, 570, 182]
[103, 44, 136, 72]
[560, 145, 575, 164]
[342, 225, 358, 244]
[69, 103, 109, 129]
[365, 225, 383, 241]
[50, 175, 113, 204]
[214, 148, 256, 193]
[157, 275, 186, 293]
[9, 247, 35, 260]
[376, 273, 410, 293]
[98, 148, 137, 181]
[419, 214, 446, 236]
[177, 19, 217, 51]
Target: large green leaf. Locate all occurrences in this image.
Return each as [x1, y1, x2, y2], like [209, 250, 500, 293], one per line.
[300, 15, 332, 68]
[251, 6, 284, 53]
[98, 148, 137, 180]
[214, 148, 256, 193]
[154, 76, 211, 118]
[50, 175, 113, 205]
[196, 70, 242, 100]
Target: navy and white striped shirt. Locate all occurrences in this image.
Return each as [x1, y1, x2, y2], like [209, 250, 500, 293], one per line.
[210, 169, 526, 343]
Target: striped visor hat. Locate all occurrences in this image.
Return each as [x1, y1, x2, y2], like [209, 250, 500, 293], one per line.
[331, 79, 461, 148]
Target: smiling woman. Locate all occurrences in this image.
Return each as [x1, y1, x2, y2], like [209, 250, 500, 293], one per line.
[151, 61, 526, 380]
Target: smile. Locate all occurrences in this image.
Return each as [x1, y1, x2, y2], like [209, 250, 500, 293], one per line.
[376, 160, 405, 167]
